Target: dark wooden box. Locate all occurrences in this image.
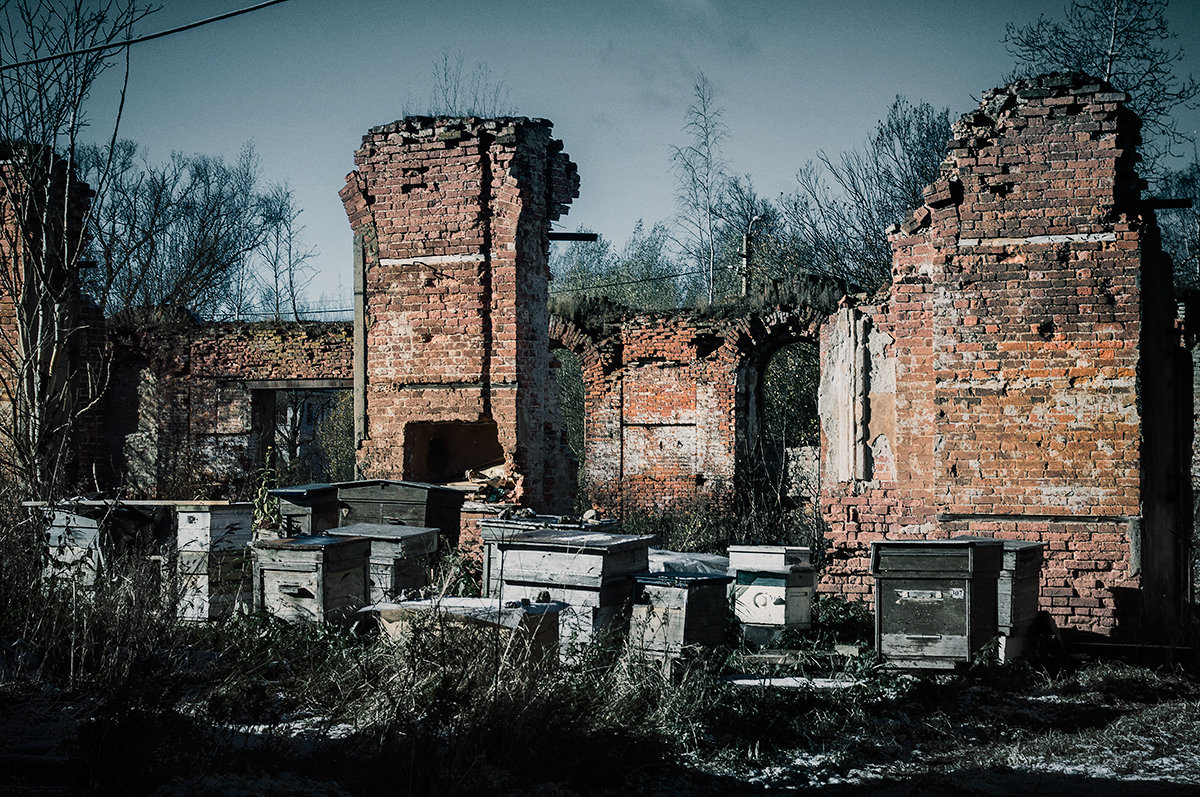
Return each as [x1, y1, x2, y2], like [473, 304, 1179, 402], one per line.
[270, 483, 341, 536]
[252, 535, 371, 623]
[480, 521, 654, 650]
[336, 480, 465, 543]
[630, 571, 733, 656]
[871, 539, 1004, 669]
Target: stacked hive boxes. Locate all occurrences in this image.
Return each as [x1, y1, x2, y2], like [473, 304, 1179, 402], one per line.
[480, 516, 653, 652]
[176, 503, 254, 621]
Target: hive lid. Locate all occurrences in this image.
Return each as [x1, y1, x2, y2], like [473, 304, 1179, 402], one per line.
[328, 523, 439, 541]
[269, 483, 339, 500]
[255, 534, 370, 550]
[333, 479, 467, 495]
[485, 527, 655, 551]
[633, 570, 734, 587]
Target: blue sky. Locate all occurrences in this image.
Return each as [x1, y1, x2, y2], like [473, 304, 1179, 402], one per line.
[85, 0, 1200, 305]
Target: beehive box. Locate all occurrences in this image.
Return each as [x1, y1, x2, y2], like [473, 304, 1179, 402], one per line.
[336, 480, 465, 542]
[629, 572, 733, 657]
[41, 502, 172, 586]
[370, 598, 567, 663]
[178, 549, 251, 621]
[955, 536, 1045, 661]
[480, 523, 653, 650]
[327, 523, 438, 602]
[732, 567, 815, 629]
[44, 508, 103, 586]
[871, 539, 1004, 669]
[176, 504, 254, 552]
[252, 535, 371, 623]
[727, 545, 811, 572]
[270, 483, 340, 536]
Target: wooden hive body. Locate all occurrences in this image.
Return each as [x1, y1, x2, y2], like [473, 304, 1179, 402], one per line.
[328, 523, 438, 602]
[871, 540, 1004, 669]
[252, 535, 371, 623]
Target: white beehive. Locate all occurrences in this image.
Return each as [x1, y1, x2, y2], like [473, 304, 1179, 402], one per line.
[731, 567, 815, 628]
[728, 545, 816, 634]
[176, 503, 254, 621]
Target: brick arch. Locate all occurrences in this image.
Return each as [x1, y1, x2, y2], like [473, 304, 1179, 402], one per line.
[548, 287, 841, 516]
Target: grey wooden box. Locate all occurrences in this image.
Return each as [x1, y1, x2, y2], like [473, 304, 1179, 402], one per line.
[252, 535, 371, 623]
[871, 539, 1004, 670]
[629, 572, 733, 656]
[327, 523, 438, 603]
[178, 549, 251, 621]
[480, 523, 654, 650]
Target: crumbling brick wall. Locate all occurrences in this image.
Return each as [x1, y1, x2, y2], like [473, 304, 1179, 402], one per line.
[106, 309, 351, 497]
[552, 292, 836, 516]
[819, 74, 1192, 640]
[341, 117, 578, 512]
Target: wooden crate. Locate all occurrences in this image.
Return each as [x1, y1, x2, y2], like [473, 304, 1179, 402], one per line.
[178, 549, 251, 621]
[371, 598, 566, 663]
[270, 483, 340, 536]
[480, 524, 648, 595]
[336, 480, 465, 542]
[327, 523, 438, 603]
[871, 540, 1004, 670]
[252, 535, 371, 623]
[629, 572, 733, 656]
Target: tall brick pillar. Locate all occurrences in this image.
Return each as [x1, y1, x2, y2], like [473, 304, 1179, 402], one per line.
[340, 117, 579, 512]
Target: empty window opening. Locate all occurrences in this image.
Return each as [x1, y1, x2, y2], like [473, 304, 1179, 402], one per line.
[404, 420, 504, 483]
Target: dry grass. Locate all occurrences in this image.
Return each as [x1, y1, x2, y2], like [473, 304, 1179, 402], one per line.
[1, 494, 1199, 794]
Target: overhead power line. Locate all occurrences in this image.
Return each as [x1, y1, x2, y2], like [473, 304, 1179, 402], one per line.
[0, 0, 295, 72]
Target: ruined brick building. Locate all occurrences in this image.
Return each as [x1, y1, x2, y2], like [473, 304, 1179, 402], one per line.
[549, 74, 1193, 640]
[2, 74, 1192, 640]
[816, 74, 1192, 640]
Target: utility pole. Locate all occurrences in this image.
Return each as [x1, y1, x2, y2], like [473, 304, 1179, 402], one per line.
[741, 214, 763, 298]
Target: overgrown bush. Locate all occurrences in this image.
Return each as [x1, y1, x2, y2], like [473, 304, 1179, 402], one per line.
[622, 487, 828, 564]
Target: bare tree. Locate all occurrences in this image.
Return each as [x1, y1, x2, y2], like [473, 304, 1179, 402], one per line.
[1005, 0, 1199, 177]
[549, 222, 680, 311]
[0, 0, 155, 498]
[79, 141, 298, 319]
[780, 96, 951, 291]
[1157, 153, 1200, 291]
[416, 50, 514, 117]
[671, 73, 730, 306]
[255, 183, 315, 321]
